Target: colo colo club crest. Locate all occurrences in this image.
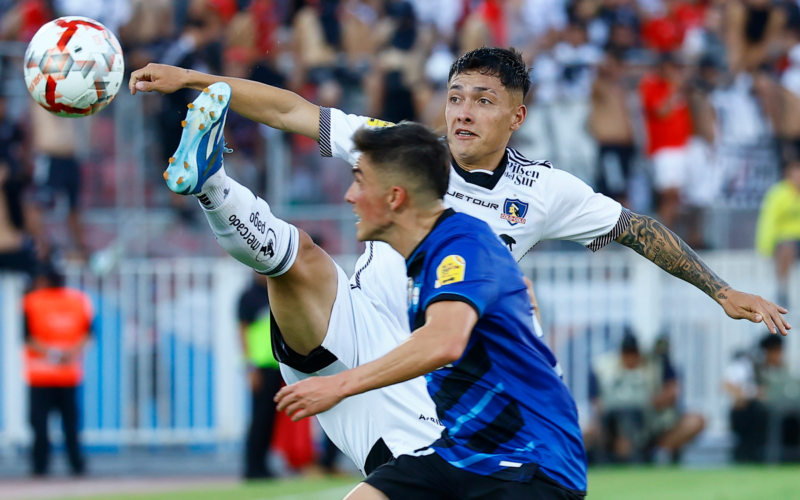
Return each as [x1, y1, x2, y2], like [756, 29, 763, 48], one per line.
[501, 199, 528, 226]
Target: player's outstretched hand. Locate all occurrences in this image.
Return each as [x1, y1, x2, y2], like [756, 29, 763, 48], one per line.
[129, 63, 187, 95]
[275, 376, 345, 422]
[719, 289, 791, 336]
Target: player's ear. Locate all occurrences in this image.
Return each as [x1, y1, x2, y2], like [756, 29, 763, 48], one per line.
[510, 104, 527, 132]
[387, 185, 407, 211]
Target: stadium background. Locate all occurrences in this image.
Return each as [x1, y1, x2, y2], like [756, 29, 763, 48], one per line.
[0, 0, 799, 498]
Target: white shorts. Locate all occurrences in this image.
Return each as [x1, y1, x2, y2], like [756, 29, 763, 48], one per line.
[652, 145, 690, 191]
[276, 242, 443, 476]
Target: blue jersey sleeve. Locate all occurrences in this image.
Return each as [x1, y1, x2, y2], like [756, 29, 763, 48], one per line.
[422, 236, 500, 317]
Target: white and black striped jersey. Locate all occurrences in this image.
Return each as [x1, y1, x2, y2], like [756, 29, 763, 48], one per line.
[320, 107, 629, 261]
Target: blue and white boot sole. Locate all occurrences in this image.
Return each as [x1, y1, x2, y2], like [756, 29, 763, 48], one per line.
[164, 82, 232, 195]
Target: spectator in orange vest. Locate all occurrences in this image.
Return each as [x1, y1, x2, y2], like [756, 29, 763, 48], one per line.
[23, 263, 93, 477]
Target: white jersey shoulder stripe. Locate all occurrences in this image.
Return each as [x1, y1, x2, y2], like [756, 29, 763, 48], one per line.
[506, 148, 552, 168]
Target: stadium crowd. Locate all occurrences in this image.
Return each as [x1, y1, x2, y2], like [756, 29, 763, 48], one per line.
[0, 0, 798, 264]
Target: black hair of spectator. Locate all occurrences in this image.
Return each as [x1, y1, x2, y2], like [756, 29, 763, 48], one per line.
[657, 51, 683, 67]
[352, 122, 449, 204]
[760, 333, 784, 351]
[621, 331, 639, 354]
[36, 260, 65, 288]
[449, 47, 531, 98]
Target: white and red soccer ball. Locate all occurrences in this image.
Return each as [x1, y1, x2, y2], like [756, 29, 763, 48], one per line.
[24, 16, 124, 118]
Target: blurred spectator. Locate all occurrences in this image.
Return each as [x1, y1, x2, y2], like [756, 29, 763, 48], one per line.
[587, 331, 703, 464]
[29, 103, 88, 261]
[755, 159, 800, 307]
[0, 96, 37, 277]
[364, 0, 423, 122]
[0, 0, 54, 42]
[639, 52, 693, 228]
[590, 51, 636, 205]
[238, 271, 282, 480]
[756, 334, 800, 461]
[118, 0, 175, 71]
[641, 0, 705, 54]
[725, 0, 786, 74]
[23, 262, 92, 476]
[724, 349, 767, 462]
[647, 335, 705, 464]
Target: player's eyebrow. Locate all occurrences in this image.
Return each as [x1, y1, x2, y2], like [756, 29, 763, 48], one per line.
[448, 84, 462, 91]
[474, 87, 498, 96]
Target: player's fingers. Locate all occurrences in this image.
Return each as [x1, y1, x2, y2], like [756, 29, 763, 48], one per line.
[761, 310, 777, 335]
[134, 80, 156, 93]
[284, 401, 305, 419]
[291, 409, 308, 422]
[769, 308, 790, 336]
[128, 68, 150, 95]
[275, 390, 297, 412]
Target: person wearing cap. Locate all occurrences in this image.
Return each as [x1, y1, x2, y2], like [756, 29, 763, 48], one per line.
[23, 264, 92, 476]
[588, 330, 704, 463]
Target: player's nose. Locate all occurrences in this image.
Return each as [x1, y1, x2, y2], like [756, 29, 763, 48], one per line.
[344, 182, 357, 204]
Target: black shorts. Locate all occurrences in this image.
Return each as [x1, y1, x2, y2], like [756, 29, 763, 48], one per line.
[364, 452, 586, 500]
[595, 144, 635, 200]
[34, 156, 81, 210]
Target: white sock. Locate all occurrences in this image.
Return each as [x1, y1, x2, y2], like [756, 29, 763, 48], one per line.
[197, 170, 298, 277]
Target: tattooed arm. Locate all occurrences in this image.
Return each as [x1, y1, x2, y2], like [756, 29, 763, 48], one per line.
[615, 212, 791, 335]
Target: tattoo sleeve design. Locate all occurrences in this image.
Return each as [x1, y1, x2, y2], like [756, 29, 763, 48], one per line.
[615, 212, 730, 301]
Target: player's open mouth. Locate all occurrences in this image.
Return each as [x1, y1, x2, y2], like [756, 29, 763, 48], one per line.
[455, 129, 477, 137]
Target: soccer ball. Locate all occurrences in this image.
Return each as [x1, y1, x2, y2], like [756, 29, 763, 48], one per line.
[23, 16, 124, 118]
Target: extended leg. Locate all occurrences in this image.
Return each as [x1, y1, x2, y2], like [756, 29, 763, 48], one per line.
[164, 82, 338, 355]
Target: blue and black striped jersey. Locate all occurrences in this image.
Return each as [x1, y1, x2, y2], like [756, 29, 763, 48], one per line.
[406, 209, 587, 492]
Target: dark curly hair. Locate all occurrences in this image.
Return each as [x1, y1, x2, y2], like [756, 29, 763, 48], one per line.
[448, 47, 531, 97]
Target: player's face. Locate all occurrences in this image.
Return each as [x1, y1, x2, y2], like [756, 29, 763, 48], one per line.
[445, 72, 526, 165]
[345, 156, 393, 241]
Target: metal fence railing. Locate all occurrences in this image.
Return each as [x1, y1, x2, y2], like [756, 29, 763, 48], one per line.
[0, 255, 798, 454]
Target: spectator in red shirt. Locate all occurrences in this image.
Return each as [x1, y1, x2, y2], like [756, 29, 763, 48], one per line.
[641, 0, 705, 54]
[640, 53, 694, 227]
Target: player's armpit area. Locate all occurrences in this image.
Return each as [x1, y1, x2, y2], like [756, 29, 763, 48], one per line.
[613, 212, 731, 301]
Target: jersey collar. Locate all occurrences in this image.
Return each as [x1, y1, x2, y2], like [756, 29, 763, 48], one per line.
[406, 208, 457, 274]
[450, 150, 508, 191]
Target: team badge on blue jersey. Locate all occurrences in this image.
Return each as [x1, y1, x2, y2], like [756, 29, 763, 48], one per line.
[501, 199, 528, 226]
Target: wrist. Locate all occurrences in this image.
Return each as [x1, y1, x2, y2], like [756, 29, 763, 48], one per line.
[183, 70, 209, 91]
[335, 372, 358, 399]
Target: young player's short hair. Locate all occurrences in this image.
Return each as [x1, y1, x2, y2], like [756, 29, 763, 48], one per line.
[352, 122, 449, 205]
[448, 47, 532, 97]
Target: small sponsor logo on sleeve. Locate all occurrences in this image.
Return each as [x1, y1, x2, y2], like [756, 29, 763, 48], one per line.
[366, 118, 395, 128]
[435, 255, 466, 288]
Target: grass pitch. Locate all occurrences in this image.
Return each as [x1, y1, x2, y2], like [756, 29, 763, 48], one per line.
[54, 466, 800, 500]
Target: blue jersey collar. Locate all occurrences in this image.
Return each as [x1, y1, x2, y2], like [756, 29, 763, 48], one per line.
[406, 208, 457, 275]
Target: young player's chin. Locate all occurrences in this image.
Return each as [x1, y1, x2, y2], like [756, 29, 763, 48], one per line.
[354, 221, 373, 242]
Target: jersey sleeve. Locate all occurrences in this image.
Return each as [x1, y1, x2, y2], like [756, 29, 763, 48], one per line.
[319, 107, 395, 166]
[541, 169, 630, 251]
[422, 237, 500, 318]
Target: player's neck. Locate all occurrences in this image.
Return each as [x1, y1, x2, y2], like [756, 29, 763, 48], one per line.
[384, 203, 447, 259]
[452, 146, 507, 173]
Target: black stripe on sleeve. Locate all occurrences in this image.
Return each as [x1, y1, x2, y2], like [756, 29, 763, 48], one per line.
[587, 208, 632, 252]
[319, 107, 332, 157]
[425, 293, 481, 318]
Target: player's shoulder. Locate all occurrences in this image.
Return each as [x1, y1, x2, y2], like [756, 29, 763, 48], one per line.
[502, 148, 557, 190]
[432, 212, 508, 257]
[506, 148, 553, 170]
